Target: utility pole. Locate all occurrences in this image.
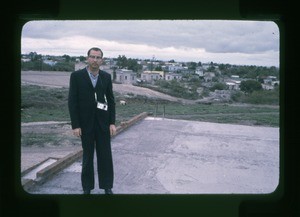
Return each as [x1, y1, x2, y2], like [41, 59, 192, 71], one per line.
[150, 55, 155, 71]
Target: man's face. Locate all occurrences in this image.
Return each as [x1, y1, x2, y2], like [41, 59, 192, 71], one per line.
[87, 50, 103, 70]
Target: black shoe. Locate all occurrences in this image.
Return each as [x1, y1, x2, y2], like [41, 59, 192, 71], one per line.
[83, 190, 91, 194]
[105, 189, 113, 195]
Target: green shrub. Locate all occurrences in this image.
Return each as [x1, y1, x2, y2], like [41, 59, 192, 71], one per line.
[231, 88, 279, 105]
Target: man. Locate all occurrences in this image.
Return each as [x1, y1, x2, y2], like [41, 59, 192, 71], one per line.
[68, 47, 116, 195]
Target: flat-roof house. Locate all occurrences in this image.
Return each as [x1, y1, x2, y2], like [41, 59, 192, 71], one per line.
[203, 72, 215, 82]
[165, 73, 182, 81]
[115, 69, 137, 84]
[141, 71, 162, 83]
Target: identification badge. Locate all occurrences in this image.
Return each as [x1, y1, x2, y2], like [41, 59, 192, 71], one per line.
[97, 102, 108, 111]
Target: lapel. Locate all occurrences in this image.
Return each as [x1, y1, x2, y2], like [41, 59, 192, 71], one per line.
[82, 68, 96, 91]
[95, 70, 105, 92]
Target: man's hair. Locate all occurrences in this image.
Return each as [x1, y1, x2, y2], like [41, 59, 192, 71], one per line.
[87, 47, 103, 58]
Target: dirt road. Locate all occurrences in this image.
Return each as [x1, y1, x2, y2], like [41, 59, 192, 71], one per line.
[21, 71, 184, 102]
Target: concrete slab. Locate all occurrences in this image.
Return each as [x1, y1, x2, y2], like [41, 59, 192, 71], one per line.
[21, 146, 82, 173]
[26, 117, 279, 194]
[23, 158, 58, 180]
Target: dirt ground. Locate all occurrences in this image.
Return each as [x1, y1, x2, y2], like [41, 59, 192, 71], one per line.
[21, 71, 185, 102]
[21, 121, 82, 172]
[21, 121, 78, 146]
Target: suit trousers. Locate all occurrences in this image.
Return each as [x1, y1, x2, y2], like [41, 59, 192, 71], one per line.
[80, 122, 114, 191]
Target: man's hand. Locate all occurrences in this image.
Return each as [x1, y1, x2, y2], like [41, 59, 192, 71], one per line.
[73, 128, 82, 137]
[110, 124, 117, 136]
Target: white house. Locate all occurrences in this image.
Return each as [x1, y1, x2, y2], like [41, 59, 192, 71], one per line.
[165, 73, 182, 81]
[231, 75, 240, 79]
[167, 63, 184, 72]
[141, 71, 162, 83]
[195, 67, 204, 77]
[226, 80, 241, 90]
[43, 60, 57, 66]
[203, 72, 215, 82]
[115, 69, 137, 84]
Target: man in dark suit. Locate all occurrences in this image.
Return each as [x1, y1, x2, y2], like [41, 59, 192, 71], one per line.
[68, 47, 116, 195]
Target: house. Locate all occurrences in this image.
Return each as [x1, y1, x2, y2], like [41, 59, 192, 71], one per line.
[231, 75, 240, 79]
[203, 72, 215, 82]
[21, 58, 31, 62]
[43, 60, 57, 66]
[262, 84, 274, 90]
[141, 71, 163, 83]
[225, 76, 241, 90]
[167, 63, 184, 72]
[195, 67, 204, 77]
[115, 69, 137, 84]
[143, 70, 164, 77]
[263, 76, 279, 85]
[225, 80, 241, 90]
[165, 72, 182, 81]
[201, 63, 210, 70]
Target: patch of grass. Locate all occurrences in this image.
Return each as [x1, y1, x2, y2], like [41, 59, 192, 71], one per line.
[21, 132, 61, 147]
[157, 104, 279, 127]
[231, 88, 279, 105]
[21, 85, 70, 122]
[21, 84, 279, 127]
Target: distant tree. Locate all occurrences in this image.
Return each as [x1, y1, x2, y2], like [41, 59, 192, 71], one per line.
[53, 62, 74, 71]
[154, 65, 163, 71]
[218, 63, 231, 71]
[116, 55, 128, 69]
[79, 56, 86, 61]
[187, 62, 197, 70]
[29, 52, 40, 61]
[62, 54, 71, 62]
[127, 58, 142, 72]
[257, 77, 264, 83]
[207, 65, 216, 72]
[210, 82, 227, 91]
[240, 80, 262, 94]
[115, 55, 142, 72]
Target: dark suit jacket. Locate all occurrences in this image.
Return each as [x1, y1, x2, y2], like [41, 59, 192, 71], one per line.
[68, 68, 116, 133]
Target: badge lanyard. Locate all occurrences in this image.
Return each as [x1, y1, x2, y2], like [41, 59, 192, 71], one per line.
[94, 92, 107, 104]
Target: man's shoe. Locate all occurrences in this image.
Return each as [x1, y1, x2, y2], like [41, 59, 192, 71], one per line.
[105, 189, 113, 195]
[83, 190, 91, 195]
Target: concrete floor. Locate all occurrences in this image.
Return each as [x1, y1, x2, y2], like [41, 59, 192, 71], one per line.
[26, 117, 279, 195]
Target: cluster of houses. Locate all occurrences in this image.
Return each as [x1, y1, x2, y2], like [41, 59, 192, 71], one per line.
[75, 60, 221, 85]
[75, 60, 189, 84]
[224, 75, 279, 91]
[113, 69, 184, 84]
[91, 61, 279, 91]
[23, 53, 279, 91]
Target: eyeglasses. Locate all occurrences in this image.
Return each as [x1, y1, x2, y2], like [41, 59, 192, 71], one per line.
[89, 55, 102, 60]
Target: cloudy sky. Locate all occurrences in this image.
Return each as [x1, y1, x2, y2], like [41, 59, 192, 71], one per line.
[21, 20, 280, 67]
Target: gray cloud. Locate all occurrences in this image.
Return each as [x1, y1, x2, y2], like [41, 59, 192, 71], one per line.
[22, 20, 279, 55]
